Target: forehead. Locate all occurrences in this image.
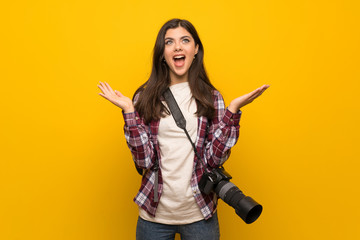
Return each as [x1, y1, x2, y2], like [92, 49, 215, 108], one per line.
[165, 26, 193, 39]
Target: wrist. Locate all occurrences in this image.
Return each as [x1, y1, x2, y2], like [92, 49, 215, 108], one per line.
[228, 103, 239, 113]
[123, 106, 135, 113]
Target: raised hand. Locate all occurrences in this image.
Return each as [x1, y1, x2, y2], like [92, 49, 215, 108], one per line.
[228, 85, 270, 113]
[97, 81, 135, 113]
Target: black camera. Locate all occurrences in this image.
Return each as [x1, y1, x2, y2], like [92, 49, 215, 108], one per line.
[198, 167, 263, 224]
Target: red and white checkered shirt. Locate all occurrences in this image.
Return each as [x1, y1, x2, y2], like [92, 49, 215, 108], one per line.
[122, 89, 241, 220]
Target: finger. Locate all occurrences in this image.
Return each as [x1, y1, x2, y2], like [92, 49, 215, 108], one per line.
[98, 92, 109, 100]
[102, 82, 116, 98]
[105, 82, 115, 94]
[97, 84, 106, 94]
[98, 84, 112, 97]
[255, 85, 269, 92]
[260, 87, 268, 94]
[260, 85, 270, 92]
[99, 81, 110, 93]
[258, 85, 270, 95]
[250, 85, 269, 97]
[98, 82, 110, 95]
[115, 90, 124, 97]
[102, 82, 111, 93]
[247, 87, 262, 98]
[256, 88, 267, 97]
[249, 87, 268, 101]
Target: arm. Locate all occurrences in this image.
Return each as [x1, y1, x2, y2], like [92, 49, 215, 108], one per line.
[203, 91, 241, 168]
[97, 81, 156, 169]
[122, 93, 156, 169]
[204, 84, 270, 168]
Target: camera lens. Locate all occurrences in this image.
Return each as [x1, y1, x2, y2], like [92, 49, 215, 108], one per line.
[215, 181, 262, 224]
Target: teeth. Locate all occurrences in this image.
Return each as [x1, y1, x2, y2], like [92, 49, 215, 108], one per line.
[174, 56, 185, 59]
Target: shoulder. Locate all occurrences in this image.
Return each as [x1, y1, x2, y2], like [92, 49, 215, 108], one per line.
[211, 89, 225, 107]
[211, 89, 222, 98]
[132, 89, 144, 104]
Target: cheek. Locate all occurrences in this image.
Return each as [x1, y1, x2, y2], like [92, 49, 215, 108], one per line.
[186, 46, 196, 56]
[164, 48, 172, 59]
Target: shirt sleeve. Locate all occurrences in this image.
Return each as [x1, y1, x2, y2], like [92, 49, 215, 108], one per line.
[122, 93, 156, 169]
[203, 90, 241, 168]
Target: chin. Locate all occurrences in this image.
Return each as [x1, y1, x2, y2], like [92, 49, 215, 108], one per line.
[174, 70, 187, 76]
[171, 66, 192, 77]
[169, 67, 186, 76]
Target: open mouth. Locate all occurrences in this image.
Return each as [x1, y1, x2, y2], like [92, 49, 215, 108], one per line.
[173, 55, 186, 67]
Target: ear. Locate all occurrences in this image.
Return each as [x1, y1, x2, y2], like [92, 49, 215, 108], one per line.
[195, 44, 199, 55]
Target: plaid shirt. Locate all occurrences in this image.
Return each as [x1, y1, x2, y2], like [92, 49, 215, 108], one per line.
[122, 89, 241, 220]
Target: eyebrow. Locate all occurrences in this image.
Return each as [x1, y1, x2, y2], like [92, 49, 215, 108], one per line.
[164, 36, 191, 41]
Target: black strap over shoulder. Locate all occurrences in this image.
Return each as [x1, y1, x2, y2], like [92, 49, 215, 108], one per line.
[163, 88, 207, 171]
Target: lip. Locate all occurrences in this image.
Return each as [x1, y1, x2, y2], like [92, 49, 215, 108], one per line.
[172, 54, 186, 68]
[173, 54, 186, 59]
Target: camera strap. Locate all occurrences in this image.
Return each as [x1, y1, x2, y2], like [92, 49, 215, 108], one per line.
[163, 88, 208, 171]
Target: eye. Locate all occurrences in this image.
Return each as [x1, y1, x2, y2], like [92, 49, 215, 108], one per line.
[182, 38, 190, 43]
[165, 40, 173, 45]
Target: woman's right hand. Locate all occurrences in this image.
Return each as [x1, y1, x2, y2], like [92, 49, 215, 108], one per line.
[97, 81, 135, 113]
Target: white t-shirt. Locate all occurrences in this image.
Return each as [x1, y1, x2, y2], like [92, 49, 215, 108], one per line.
[139, 81, 204, 224]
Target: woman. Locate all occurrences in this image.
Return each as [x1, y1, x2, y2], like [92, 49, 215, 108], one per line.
[98, 18, 269, 240]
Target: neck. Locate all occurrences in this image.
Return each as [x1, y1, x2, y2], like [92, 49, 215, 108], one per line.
[169, 72, 188, 86]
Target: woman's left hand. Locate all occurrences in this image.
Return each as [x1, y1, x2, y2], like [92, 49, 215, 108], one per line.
[228, 85, 270, 113]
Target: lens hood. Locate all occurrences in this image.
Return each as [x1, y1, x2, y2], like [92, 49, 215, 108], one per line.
[236, 196, 263, 224]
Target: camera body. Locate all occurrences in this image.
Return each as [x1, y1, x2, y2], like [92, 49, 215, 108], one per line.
[199, 167, 232, 195]
[198, 167, 263, 224]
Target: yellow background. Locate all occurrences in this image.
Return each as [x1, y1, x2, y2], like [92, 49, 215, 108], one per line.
[1, 0, 359, 239]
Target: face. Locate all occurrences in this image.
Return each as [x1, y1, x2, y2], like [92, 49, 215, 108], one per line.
[163, 26, 199, 82]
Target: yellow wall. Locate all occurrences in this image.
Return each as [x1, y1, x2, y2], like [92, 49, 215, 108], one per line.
[1, 0, 359, 239]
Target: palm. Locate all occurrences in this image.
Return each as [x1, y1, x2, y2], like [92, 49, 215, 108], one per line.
[228, 85, 269, 112]
[97, 81, 134, 112]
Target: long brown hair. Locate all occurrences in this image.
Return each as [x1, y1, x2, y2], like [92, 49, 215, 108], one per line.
[134, 18, 216, 124]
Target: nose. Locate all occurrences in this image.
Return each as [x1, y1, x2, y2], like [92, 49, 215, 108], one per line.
[174, 41, 182, 51]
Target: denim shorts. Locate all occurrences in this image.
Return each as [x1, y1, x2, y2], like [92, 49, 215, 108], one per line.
[136, 212, 220, 240]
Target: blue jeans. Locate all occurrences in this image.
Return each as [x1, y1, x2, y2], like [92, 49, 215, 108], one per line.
[136, 212, 220, 240]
